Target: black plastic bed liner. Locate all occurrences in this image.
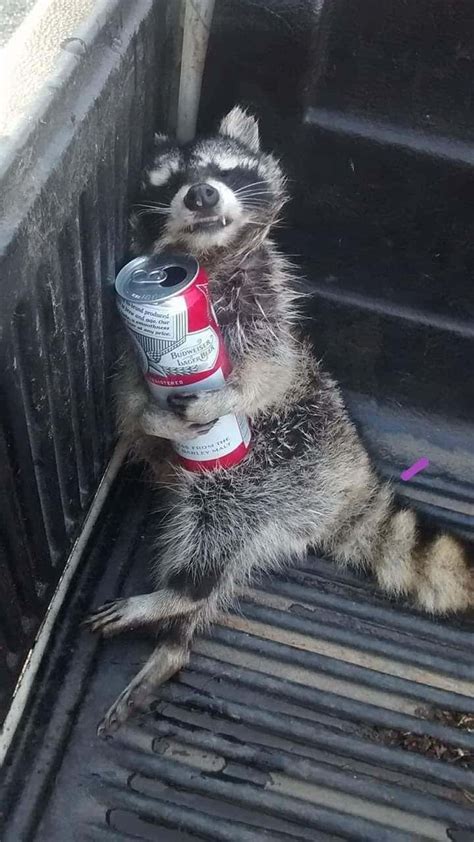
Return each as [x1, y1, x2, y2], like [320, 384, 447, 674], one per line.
[1, 466, 473, 842]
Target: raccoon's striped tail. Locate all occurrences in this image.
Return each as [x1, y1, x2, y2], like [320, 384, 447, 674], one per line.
[327, 486, 473, 615]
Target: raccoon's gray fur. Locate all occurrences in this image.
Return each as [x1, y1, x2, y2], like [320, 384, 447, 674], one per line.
[85, 106, 473, 735]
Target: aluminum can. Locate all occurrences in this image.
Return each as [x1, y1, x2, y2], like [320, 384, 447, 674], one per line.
[115, 253, 251, 470]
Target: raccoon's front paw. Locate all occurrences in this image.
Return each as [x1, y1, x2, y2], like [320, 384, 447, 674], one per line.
[141, 405, 215, 441]
[168, 389, 232, 424]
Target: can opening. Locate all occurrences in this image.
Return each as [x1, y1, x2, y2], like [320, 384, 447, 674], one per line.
[161, 266, 188, 287]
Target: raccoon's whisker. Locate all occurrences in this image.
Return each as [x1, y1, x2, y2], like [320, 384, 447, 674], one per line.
[234, 184, 270, 195]
[241, 203, 269, 210]
[237, 190, 271, 199]
[134, 199, 170, 206]
[240, 198, 270, 206]
[134, 202, 172, 211]
[135, 206, 171, 212]
[135, 208, 171, 217]
[234, 180, 268, 193]
[237, 191, 272, 200]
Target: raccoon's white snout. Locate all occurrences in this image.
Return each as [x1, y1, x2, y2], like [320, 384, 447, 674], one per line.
[159, 176, 246, 250]
[180, 180, 239, 221]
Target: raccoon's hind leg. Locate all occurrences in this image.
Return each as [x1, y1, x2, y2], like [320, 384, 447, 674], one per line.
[95, 513, 310, 734]
[97, 611, 204, 736]
[97, 587, 219, 736]
[325, 483, 473, 615]
[94, 556, 223, 735]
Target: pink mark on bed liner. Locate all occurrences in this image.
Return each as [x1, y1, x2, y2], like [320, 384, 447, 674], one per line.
[400, 457, 430, 481]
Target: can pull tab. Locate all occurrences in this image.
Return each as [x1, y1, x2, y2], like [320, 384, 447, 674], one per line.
[132, 269, 167, 284]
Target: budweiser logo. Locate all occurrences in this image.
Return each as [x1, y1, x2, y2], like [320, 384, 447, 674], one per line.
[146, 326, 219, 376]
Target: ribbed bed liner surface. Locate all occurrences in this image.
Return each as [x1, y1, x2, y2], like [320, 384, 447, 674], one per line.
[2, 472, 473, 842]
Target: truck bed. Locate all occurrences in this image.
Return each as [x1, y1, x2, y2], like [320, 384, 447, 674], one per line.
[2, 467, 473, 841]
[1, 0, 473, 838]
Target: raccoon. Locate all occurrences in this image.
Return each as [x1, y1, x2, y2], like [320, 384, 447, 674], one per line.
[85, 106, 473, 735]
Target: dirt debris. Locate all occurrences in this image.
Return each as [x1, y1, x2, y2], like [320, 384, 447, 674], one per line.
[370, 709, 474, 769]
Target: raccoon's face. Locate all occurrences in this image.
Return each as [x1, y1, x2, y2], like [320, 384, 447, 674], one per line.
[133, 107, 286, 254]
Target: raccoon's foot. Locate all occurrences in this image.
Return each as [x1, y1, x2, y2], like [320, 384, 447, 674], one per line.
[83, 590, 201, 637]
[83, 596, 148, 637]
[97, 641, 189, 736]
[168, 388, 235, 424]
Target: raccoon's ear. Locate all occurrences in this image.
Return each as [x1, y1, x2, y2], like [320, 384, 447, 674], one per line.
[218, 106, 260, 152]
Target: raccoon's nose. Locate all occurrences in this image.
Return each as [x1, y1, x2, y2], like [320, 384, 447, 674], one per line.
[184, 183, 219, 211]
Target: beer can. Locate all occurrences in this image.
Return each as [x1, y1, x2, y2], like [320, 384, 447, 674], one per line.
[115, 253, 251, 471]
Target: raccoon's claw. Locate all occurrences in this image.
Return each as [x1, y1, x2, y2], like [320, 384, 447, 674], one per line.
[82, 598, 129, 637]
[191, 421, 217, 436]
[97, 677, 155, 737]
[96, 640, 188, 736]
[167, 392, 198, 417]
[168, 391, 223, 424]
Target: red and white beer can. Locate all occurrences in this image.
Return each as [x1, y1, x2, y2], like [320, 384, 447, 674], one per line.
[115, 253, 251, 471]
